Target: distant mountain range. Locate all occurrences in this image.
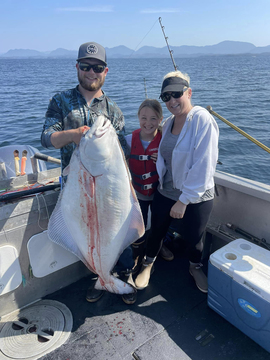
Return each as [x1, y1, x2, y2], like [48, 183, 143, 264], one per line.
[1, 41, 270, 58]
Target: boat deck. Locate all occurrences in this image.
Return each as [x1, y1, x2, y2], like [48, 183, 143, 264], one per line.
[40, 241, 270, 360]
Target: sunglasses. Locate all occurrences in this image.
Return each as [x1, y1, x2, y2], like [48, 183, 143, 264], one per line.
[78, 62, 106, 73]
[160, 90, 186, 103]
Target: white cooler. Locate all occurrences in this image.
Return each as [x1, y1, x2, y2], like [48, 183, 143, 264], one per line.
[208, 238, 270, 353]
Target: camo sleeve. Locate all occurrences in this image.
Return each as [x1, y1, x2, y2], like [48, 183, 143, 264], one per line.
[41, 96, 63, 149]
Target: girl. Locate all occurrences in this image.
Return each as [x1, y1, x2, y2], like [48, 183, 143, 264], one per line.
[126, 99, 163, 273]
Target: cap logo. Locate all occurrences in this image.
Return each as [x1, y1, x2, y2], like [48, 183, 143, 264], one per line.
[86, 44, 98, 55]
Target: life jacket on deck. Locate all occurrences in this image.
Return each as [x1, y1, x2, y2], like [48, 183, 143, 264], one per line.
[129, 129, 161, 196]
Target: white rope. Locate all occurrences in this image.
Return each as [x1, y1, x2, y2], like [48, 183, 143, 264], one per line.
[35, 193, 50, 231]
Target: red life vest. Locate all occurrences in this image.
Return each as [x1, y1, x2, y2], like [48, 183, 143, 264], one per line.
[129, 129, 161, 196]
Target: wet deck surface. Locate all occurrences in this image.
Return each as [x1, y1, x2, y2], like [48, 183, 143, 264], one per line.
[41, 242, 270, 360]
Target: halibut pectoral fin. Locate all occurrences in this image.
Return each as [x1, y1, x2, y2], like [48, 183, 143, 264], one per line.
[129, 184, 146, 240]
[129, 200, 146, 241]
[116, 195, 146, 263]
[48, 195, 96, 273]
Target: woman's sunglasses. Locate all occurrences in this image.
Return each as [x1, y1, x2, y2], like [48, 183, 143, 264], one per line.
[160, 90, 186, 103]
[78, 62, 106, 73]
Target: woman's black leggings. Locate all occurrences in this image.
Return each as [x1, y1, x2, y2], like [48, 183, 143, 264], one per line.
[146, 190, 213, 263]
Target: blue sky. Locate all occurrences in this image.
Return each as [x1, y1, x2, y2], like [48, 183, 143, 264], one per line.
[1, 0, 269, 53]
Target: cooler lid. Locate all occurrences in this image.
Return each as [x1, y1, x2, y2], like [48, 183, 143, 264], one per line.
[210, 238, 270, 302]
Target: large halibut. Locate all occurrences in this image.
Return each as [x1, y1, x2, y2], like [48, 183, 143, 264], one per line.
[48, 116, 145, 294]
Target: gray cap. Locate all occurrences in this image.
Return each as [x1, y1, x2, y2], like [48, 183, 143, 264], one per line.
[77, 42, 107, 65]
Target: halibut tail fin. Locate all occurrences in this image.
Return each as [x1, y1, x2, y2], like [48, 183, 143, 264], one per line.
[94, 274, 134, 294]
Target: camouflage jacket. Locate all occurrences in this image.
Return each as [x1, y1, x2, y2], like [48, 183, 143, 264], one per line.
[41, 86, 126, 170]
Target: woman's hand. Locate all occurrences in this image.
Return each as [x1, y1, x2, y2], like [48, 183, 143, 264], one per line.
[151, 152, 158, 163]
[170, 200, 187, 219]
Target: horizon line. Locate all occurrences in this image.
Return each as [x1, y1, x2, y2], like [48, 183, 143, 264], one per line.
[1, 40, 270, 54]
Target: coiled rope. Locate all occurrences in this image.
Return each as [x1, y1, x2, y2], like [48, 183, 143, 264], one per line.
[207, 106, 270, 154]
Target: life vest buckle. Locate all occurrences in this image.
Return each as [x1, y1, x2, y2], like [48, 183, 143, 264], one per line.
[138, 155, 150, 161]
[142, 172, 152, 180]
[142, 184, 153, 190]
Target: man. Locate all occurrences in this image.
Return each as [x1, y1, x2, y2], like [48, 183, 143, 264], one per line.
[41, 42, 126, 171]
[41, 42, 136, 305]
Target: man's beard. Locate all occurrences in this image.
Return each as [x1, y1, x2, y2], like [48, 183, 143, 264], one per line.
[78, 72, 105, 92]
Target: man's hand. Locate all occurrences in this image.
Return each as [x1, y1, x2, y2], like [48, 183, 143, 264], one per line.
[51, 126, 90, 148]
[170, 200, 187, 219]
[72, 126, 90, 145]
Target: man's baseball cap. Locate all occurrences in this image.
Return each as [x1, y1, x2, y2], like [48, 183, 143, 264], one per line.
[77, 42, 107, 66]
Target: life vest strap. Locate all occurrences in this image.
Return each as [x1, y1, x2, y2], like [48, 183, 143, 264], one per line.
[131, 170, 158, 180]
[132, 180, 159, 190]
[129, 154, 151, 161]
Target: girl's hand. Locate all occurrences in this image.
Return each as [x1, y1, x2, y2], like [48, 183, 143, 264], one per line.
[170, 200, 187, 219]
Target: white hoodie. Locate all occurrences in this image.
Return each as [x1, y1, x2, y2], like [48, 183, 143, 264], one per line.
[156, 106, 219, 205]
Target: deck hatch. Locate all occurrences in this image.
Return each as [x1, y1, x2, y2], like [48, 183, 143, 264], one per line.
[0, 300, 72, 360]
[27, 230, 79, 278]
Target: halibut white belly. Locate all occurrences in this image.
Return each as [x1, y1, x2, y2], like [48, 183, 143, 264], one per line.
[48, 116, 145, 294]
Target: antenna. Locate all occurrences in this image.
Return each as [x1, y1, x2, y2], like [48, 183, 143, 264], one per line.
[159, 17, 178, 71]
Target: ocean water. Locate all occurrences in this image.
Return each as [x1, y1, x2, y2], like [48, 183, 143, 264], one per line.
[0, 55, 270, 184]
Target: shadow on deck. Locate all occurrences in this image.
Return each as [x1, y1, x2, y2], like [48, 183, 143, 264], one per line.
[40, 241, 270, 360]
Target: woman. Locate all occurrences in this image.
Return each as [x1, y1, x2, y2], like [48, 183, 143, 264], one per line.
[134, 70, 219, 293]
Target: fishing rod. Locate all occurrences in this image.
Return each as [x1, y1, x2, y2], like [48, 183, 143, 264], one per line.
[143, 78, 148, 98]
[0, 184, 60, 202]
[207, 106, 270, 154]
[159, 17, 178, 71]
[226, 223, 270, 250]
[142, 17, 179, 98]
